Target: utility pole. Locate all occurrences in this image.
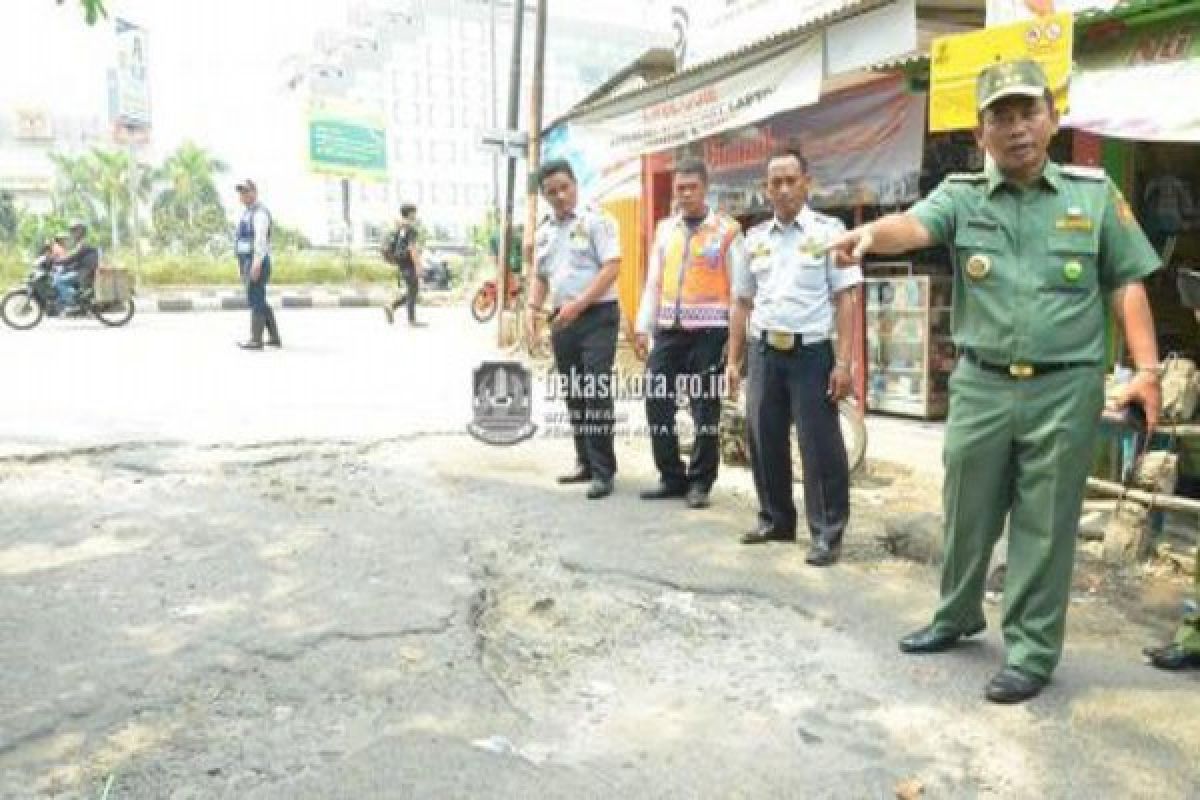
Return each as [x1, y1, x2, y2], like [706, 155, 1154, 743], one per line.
[519, 0, 547, 347]
[489, 0, 500, 211]
[496, 0, 525, 346]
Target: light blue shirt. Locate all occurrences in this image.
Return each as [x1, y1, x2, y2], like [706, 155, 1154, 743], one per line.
[734, 206, 862, 339]
[534, 205, 621, 309]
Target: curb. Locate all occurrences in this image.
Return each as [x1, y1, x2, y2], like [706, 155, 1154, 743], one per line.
[132, 289, 463, 313]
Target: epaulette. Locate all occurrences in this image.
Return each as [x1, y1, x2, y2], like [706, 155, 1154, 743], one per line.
[945, 172, 987, 183]
[747, 220, 773, 238]
[1059, 165, 1106, 181]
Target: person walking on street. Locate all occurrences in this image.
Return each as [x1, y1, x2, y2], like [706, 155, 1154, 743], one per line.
[726, 146, 859, 567]
[526, 159, 622, 500]
[383, 204, 425, 327]
[827, 59, 1162, 703]
[635, 158, 743, 510]
[235, 179, 281, 350]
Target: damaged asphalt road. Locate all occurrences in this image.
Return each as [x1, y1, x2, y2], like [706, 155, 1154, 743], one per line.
[0, 312, 1197, 798]
[2, 435, 1198, 800]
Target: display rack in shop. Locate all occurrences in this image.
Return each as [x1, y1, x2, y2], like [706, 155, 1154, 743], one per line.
[866, 272, 954, 419]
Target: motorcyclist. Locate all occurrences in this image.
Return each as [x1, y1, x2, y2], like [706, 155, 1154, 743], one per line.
[53, 222, 99, 310]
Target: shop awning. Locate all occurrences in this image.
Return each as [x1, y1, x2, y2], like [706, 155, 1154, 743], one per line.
[1064, 10, 1200, 142]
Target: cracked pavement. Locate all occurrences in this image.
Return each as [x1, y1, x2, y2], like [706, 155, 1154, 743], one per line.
[0, 310, 1197, 798]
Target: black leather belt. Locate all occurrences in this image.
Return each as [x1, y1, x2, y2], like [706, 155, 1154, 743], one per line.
[962, 348, 1097, 379]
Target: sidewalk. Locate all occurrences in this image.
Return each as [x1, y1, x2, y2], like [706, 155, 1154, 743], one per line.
[864, 413, 946, 478]
[131, 285, 462, 313]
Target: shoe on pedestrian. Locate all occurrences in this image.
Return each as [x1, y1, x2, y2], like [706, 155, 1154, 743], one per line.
[640, 482, 687, 500]
[266, 339, 283, 348]
[586, 478, 614, 499]
[898, 622, 986, 654]
[383, 305, 394, 325]
[1143, 643, 1200, 671]
[685, 486, 711, 509]
[238, 340, 264, 351]
[409, 319, 427, 328]
[740, 522, 796, 545]
[984, 666, 1046, 704]
[557, 464, 592, 485]
[805, 539, 840, 567]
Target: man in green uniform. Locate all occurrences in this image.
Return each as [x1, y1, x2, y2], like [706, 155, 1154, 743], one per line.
[1144, 562, 1200, 671]
[1144, 302, 1200, 672]
[828, 59, 1163, 703]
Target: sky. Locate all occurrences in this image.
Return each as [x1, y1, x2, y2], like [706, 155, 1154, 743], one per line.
[0, 0, 669, 222]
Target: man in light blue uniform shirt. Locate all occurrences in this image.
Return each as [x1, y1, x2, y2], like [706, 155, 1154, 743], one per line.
[727, 147, 860, 566]
[526, 158, 622, 499]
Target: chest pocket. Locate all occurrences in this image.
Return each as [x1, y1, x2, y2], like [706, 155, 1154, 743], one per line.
[1043, 232, 1099, 293]
[953, 222, 1006, 289]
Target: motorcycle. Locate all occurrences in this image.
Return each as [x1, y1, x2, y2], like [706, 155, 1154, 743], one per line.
[470, 276, 523, 323]
[0, 264, 136, 330]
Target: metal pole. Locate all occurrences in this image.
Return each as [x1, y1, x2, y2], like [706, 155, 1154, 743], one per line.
[127, 134, 141, 274]
[342, 177, 352, 278]
[497, 0, 525, 346]
[520, 0, 547, 344]
[489, 0, 500, 211]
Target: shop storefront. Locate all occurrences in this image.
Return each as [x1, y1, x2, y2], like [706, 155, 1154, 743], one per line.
[1065, 1, 1200, 491]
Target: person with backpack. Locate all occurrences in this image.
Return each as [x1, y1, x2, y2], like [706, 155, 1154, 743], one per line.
[382, 204, 424, 327]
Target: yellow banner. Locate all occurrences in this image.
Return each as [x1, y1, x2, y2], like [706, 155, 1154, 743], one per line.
[929, 13, 1073, 132]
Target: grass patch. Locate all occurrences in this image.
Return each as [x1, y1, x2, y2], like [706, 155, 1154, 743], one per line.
[0, 247, 497, 290]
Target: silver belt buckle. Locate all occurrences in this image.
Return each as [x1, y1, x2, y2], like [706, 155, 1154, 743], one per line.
[766, 331, 795, 351]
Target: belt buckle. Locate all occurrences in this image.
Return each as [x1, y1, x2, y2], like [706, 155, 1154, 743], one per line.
[766, 331, 795, 351]
[1008, 363, 1035, 379]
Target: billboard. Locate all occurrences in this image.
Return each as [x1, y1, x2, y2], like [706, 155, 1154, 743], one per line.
[307, 102, 388, 182]
[114, 18, 151, 130]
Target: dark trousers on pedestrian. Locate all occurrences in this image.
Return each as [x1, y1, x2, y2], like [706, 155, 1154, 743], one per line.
[645, 327, 728, 492]
[241, 256, 280, 345]
[745, 337, 848, 544]
[551, 300, 619, 482]
[392, 264, 418, 323]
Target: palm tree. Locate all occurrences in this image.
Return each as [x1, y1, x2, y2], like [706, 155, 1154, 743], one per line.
[152, 141, 228, 253]
[47, 152, 100, 230]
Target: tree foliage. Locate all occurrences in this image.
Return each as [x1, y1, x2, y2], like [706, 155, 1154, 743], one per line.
[58, 0, 107, 25]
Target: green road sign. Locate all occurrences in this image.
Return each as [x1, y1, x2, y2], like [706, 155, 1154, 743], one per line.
[308, 117, 388, 181]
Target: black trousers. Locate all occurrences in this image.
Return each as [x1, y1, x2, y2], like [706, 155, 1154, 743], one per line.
[392, 265, 418, 322]
[645, 327, 728, 491]
[745, 338, 849, 543]
[550, 301, 619, 481]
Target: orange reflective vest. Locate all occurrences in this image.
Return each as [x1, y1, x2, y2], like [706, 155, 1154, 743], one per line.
[645, 211, 739, 331]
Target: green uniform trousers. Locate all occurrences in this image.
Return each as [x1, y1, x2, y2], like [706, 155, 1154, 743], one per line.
[932, 360, 1104, 679]
[1174, 549, 1200, 654]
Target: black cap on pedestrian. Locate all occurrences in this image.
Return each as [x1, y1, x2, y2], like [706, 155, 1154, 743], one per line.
[236, 179, 257, 192]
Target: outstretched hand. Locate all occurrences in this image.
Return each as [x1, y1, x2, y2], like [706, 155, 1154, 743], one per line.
[825, 226, 874, 268]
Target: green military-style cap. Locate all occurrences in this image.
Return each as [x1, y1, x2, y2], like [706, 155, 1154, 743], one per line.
[976, 58, 1049, 111]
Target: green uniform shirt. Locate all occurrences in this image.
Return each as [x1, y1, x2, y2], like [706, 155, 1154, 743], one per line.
[910, 160, 1160, 363]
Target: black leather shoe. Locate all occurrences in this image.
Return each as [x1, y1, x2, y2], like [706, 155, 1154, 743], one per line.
[586, 478, 613, 499]
[740, 524, 796, 545]
[985, 666, 1046, 704]
[684, 486, 710, 509]
[1144, 643, 1200, 671]
[898, 622, 985, 654]
[640, 482, 687, 500]
[805, 539, 841, 567]
[557, 465, 592, 484]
